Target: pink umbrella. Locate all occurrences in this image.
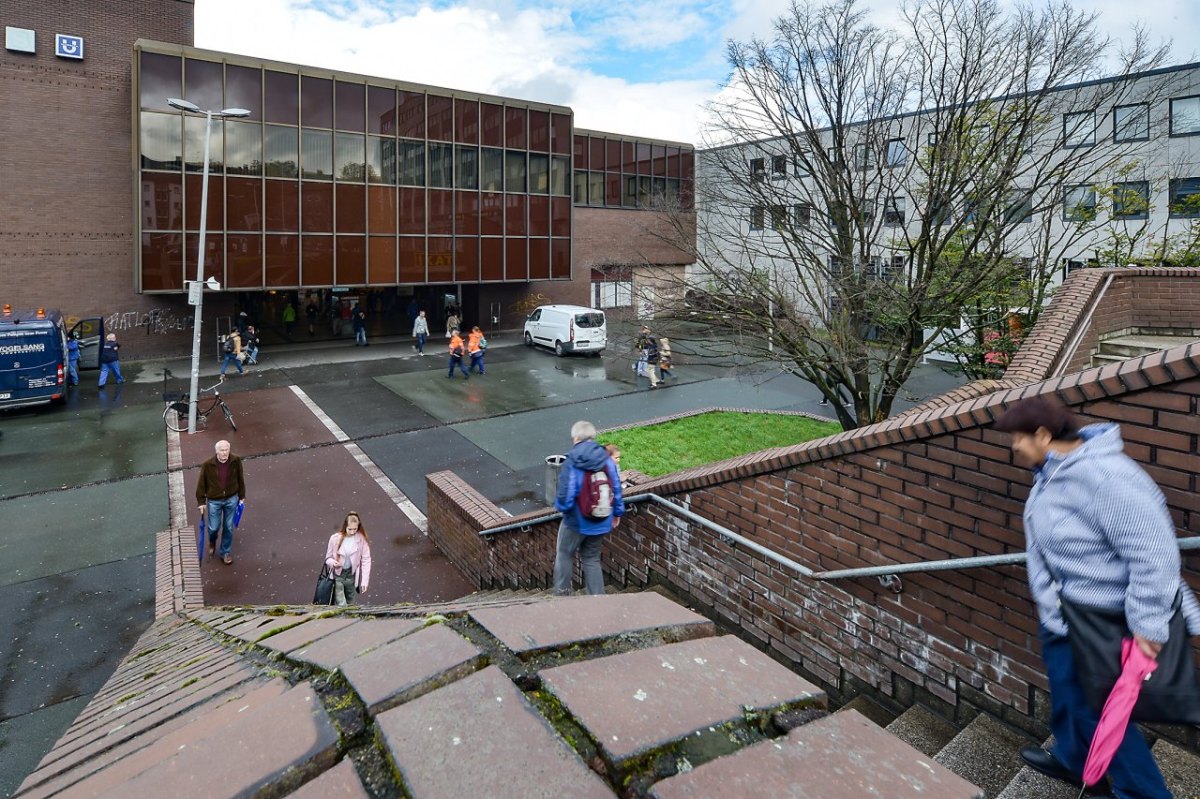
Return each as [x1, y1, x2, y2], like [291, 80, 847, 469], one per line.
[1080, 637, 1159, 791]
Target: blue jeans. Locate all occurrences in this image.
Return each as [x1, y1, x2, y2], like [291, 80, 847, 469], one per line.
[469, 351, 485, 374]
[448, 354, 469, 378]
[206, 495, 240, 558]
[246, 345, 258, 364]
[355, 328, 366, 345]
[415, 332, 427, 353]
[1040, 627, 1170, 799]
[98, 360, 123, 386]
[220, 352, 243, 375]
[552, 521, 605, 595]
[67, 360, 79, 385]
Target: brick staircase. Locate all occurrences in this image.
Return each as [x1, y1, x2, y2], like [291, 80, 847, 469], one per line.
[839, 696, 1200, 797]
[1091, 328, 1200, 368]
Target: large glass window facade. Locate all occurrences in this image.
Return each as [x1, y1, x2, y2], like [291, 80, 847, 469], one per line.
[571, 132, 695, 210]
[136, 47, 577, 290]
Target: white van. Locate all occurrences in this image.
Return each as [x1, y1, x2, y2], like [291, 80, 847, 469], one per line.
[523, 305, 607, 356]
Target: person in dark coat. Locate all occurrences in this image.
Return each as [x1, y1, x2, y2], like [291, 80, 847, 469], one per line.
[195, 439, 247, 565]
[97, 333, 124, 386]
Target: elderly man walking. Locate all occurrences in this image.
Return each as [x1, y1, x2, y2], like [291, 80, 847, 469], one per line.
[552, 421, 624, 595]
[195, 440, 246, 565]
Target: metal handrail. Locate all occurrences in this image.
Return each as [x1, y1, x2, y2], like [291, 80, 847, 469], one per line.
[474, 491, 1200, 590]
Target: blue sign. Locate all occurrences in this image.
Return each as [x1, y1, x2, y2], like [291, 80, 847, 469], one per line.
[55, 34, 83, 60]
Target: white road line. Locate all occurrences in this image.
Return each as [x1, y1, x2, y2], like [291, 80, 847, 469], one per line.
[289, 384, 428, 534]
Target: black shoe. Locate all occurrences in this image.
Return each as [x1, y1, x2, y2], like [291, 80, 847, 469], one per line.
[1019, 747, 1083, 787]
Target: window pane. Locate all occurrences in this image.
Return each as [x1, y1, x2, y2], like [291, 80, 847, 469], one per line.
[335, 81, 365, 132]
[481, 148, 504, 192]
[1063, 111, 1094, 147]
[1169, 177, 1200, 217]
[589, 173, 604, 205]
[141, 172, 183, 229]
[428, 95, 453, 141]
[573, 171, 587, 203]
[551, 113, 571, 154]
[606, 173, 620, 206]
[264, 70, 298, 125]
[225, 65, 262, 121]
[141, 112, 182, 170]
[505, 151, 526, 192]
[481, 102, 504, 147]
[367, 136, 396, 184]
[226, 177, 262, 231]
[1063, 185, 1096, 220]
[335, 132, 366, 181]
[184, 116, 224, 173]
[301, 76, 333, 128]
[1114, 104, 1149, 142]
[623, 175, 637, 206]
[505, 108, 526, 148]
[140, 52, 180, 111]
[184, 58, 223, 114]
[301, 129, 333, 180]
[301, 183, 333, 231]
[456, 99, 479, 143]
[529, 153, 549, 194]
[397, 90, 425, 138]
[1113, 181, 1149, 219]
[400, 140, 425, 186]
[550, 156, 570, 196]
[225, 120, 261, 176]
[367, 85, 395, 135]
[265, 180, 298, 230]
[456, 146, 478, 189]
[264, 125, 298, 178]
[1170, 97, 1200, 136]
[886, 139, 906, 167]
[428, 143, 454, 188]
[529, 110, 550, 152]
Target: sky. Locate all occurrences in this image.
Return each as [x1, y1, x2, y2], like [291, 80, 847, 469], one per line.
[195, 0, 1200, 145]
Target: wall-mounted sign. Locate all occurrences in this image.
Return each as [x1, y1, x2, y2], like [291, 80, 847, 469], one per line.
[55, 33, 83, 60]
[5, 26, 35, 54]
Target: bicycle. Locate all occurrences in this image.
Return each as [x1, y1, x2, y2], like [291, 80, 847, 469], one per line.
[162, 369, 237, 432]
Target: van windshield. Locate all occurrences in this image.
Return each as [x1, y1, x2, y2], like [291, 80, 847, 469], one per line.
[574, 312, 604, 328]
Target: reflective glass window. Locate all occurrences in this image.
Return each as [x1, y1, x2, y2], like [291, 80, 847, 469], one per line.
[335, 184, 365, 233]
[184, 174, 223, 230]
[185, 232, 224, 284]
[505, 151, 526, 193]
[551, 196, 570, 237]
[265, 234, 299, 286]
[399, 236, 425, 282]
[226, 234, 263, 288]
[551, 113, 571, 154]
[264, 125, 298, 178]
[225, 120, 262, 176]
[140, 172, 183, 229]
[667, 147, 681, 177]
[184, 58, 223, 114]
[301, 182, 334, 232]
[529, 153, 550, 194]
[301, 76, 333, 128]
[551, 238, 570, 279]
[367, 185, 396, 234]
[428, 144, 454, 188]
[505, 194, 526, 236]
[573, 172, 587, 203]
[336, 235, 366, 285]
[481, 192, 503, 235]
[574, 136, 587, 170]
[481, 237, 504, 281]
[481, 103, 504, 147]
[226, 177, 262, 231]
[623, 176, 637, 206]
[400, 140, 425, 186]
[589, 138, 605, 170]
[456, 191, 479, 235]
[605, 173, 620, 206]
[141, 112, 182, 170]
[139, 52, 180, 111]
[301, 129, 333, 180]
[456, 146, 478, 190]
[456, 99, 479, 143]
[529, 110, 550, 152]
[335, 81, 365, 132]
[335, 132, 366, 181]
[367, 136, 396, 184]
[481, 148, 504, 193]
[225, 65, 262, 120]
[265, 180, 299, 231]
[637, 142, 652, 174]
[455, 238, 479, 281]
[505, 238, 527, 280]
[399, 188, 426, 235]
[184, 116, 224, 173]
[529, 238, 550, 280]
[264, 70, 299, 124]
[505, 108, 526, 148]
[589, 173, 604, 205]
[428, 237, 453, 283]
[368, 235, 397, 284]
[607, 139, 621, 173]
[427, 190, 453, 235]
[550, 156, 569, 196]
[653, 144, 667, 176]
[622, 141, 636, 172]
[428, 95, 453, 141]
[368, 85, 396, 135]
[1170, 97, 1200, 136]
[1114, 103, 1149, 142]
[301, 235, 334, 285]
[397, 90, 425, 138]
[141, 232, 184, 291]
[529, 195, 550, 236]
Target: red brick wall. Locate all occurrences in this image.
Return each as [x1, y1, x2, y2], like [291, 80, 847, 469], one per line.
[427, 344, 1200, 730]
[574, 207, 694, 272]
[1, 2, 194, 359]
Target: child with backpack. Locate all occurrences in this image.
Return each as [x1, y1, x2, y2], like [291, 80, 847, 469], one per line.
[552, 420, 625, 596]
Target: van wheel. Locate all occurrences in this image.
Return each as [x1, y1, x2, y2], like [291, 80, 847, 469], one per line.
[554, 341, 565, 357]
[524, 332, 533, 347]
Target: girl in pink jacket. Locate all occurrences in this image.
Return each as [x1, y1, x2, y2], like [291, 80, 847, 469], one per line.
[325, 511, 372, 604]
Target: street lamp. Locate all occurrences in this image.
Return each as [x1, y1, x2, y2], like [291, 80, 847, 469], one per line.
[166, 98, 250, 433]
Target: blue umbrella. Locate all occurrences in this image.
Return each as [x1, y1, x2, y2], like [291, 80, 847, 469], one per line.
[197, 514, 205, 564]
[232, 499, 244, 528]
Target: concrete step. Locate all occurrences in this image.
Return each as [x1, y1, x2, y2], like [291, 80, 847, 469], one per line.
[1153, 738, 1200, 797]
[837, 694, 898, 729]
[934, 714, 1032, 798]
[1097, 334, 1198, 359]
[885, 704, 959, 758]
[994, 738, 1079, 799]
[1090, 352, 1129, 368]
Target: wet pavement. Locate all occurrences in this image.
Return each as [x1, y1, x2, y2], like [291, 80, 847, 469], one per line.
[0, 323, 966, 796]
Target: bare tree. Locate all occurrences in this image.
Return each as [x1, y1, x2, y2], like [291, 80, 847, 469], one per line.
[651, 0, 1172, 427]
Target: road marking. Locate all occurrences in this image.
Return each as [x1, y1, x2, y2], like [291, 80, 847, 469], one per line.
[289, 384, 428, 534]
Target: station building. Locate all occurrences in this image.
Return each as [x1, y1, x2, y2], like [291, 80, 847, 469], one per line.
[2, 1, 695, 357]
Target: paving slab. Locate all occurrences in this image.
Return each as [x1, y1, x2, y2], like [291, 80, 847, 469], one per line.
[256, 616, 359, 656]
[470, 592, 714, 657]
[223, 613, 314, 644]
[340, 623, 484, 713]
[289, 758, 370, 799]
[539, 635, 825, 765]
[286, 618, 423, 672]
[86, 682, 337, 799]
[376, 665, 614, 799]
[649, 710, 983, 799]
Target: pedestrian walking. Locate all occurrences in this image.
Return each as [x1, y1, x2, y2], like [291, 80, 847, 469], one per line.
[324, 511, 372, 605]
[66, 332, 80, 386]
[236, 311, 249, 337]
[467, 325, 487, 374]
[447, 329, 470, 379]
[658, 338, 673, 380]
[634, 325, 652, 377]
[304, 299, 318, 337]
[445, 309, 460, 339]
[195, 439, 246, 565]
[352, 304, 368, 346]
[993, 397, 1199, 798]
[282, 301, 297, 338]
[412, 309, 429, 355]
[643, 335, 660, 389]
[243, 324, 260, 365]
[219, 330, 244, 376]
[552, 421, 624, 595]
[97, 333, 124, 386]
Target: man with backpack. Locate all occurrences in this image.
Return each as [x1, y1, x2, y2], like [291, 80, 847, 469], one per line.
[552, 420, 625, 596]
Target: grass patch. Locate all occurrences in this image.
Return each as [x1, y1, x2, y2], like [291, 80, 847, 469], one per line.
[598, 411, 840, 477]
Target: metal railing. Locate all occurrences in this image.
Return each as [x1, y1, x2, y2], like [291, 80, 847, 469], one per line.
[476, 491, 1200, 593]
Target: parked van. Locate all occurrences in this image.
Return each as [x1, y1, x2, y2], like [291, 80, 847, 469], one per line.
[0, 306, 102, 409]
[523, 305, 607, 356]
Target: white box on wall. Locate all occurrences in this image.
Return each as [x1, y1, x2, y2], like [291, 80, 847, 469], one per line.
[5, 26, 36, 54]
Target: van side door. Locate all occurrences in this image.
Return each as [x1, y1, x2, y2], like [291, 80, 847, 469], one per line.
[69, 317, 105, 370]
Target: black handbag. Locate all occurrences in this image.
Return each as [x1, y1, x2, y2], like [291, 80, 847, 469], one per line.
[1059, 592, 1200, 724]
[312, 564, 335, 606]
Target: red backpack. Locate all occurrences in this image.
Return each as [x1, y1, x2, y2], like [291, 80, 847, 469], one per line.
[576, 467, 613, 519]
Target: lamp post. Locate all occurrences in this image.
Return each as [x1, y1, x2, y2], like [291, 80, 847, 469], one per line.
[166, 98, 250, 433]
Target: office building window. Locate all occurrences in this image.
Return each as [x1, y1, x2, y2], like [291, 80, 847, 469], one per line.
[793, 203, 811, 225]
[1113, 181, 1150, 219]
[399, 140, 425, 186]
[750, 157, 765, 182]
[885, 138, 906, 167]
[1169, 96, 1200, 136]
[770, 205, 787, 231]
[1113, 103, 1149, 142]
[771, 154, 787, 178]
[1168, 178, 1200, 217]
[428, 143, 453, 188]
[1063, 111, 1095, 147]
[883, 196, 906, 226]
[750, 206, 764, 231]
[793, 151, 810, 178]
[853, 143, 876, 171]
[1004, 191, 1033, 224]
[1063, 185, 1097, 221]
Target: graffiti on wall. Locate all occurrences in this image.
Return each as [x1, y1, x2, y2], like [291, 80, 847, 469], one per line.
[509, 292, 549, 316]
[95, 308, 195, 335]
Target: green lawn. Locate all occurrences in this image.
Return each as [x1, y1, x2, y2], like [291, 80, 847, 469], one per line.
[597, 411, 842, 477]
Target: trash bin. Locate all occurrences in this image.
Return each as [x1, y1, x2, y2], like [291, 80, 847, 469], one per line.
[544, 454, 566, 506]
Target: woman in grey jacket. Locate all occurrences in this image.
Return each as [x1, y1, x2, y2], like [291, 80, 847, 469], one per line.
[995, 397, 1198, 799]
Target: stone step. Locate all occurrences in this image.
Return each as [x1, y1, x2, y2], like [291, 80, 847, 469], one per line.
[994, 738, 1079, 799]
[885, 704, 959, 758]
[1153, 738, 1200, 797]
[1097, 334, 1198, 359]
[837, 694, 898, 729]
[934, 714, 1032, 798]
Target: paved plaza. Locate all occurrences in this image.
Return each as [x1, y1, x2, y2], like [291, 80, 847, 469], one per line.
[0, 326, 964, 795]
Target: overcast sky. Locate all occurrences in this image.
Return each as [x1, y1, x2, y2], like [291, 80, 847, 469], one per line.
[195, 0, 1200, 144]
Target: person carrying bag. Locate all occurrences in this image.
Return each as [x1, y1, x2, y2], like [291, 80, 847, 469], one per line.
[321, 511, 372, 606]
